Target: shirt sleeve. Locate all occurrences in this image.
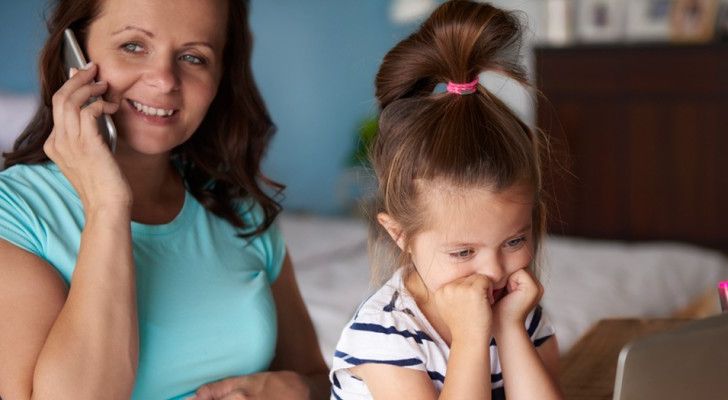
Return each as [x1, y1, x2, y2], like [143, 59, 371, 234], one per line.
[525, 304, 555, 347]
[237, 199, 286, 284]
[260, 220, 286, 283]
[331, 304, 431, 376]
[0, 177, 45, 257]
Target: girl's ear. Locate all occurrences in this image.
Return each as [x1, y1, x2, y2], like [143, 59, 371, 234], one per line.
[377, 212, 406, 251]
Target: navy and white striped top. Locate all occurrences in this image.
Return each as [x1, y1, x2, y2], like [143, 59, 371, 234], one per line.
[330, 267, 555, 400]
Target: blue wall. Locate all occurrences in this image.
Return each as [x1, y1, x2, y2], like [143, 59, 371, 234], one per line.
[0, 1, 413, 214]
[0, 1, 47, 92]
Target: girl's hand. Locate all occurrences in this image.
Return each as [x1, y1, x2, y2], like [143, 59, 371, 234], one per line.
[192, 371, 311, 400]
[492, 268, 543, 333]
[434, 274, 493, 344]
[44, 62, 132, 213]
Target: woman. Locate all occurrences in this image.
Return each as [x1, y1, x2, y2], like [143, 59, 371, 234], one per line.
[0, 0, 329, 398]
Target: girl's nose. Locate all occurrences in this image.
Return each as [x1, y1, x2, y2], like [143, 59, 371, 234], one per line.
[477, 253, 506, 286]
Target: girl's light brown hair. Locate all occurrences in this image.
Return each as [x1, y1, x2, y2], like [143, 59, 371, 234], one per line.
[369, 0, 548, 284]
[3, 0, 282, 238]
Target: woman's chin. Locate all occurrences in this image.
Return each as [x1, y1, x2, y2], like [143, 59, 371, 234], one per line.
[114, 136, 179, 157]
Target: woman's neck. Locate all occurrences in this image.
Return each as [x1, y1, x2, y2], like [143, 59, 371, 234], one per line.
[115, 151, 185, 224]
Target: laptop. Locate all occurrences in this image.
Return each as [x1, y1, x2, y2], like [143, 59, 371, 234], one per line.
[613, 312, 728, 400]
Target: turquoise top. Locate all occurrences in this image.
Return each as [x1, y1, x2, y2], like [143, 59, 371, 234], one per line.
[0, 163, 286, 399]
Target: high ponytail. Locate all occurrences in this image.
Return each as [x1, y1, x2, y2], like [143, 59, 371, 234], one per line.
[375, 0, 527, 109]
[367, 0, 548, 285]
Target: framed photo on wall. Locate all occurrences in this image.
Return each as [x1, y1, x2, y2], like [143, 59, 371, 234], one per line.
[576, 0, 626, 42]
[670, 0, 720, 42]
[626, 0, 674, 42]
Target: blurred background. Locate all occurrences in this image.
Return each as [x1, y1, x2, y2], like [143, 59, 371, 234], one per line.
[0, 0, 542, 215]
[1, 0, 727, 231]
[2, 2, 728, 394]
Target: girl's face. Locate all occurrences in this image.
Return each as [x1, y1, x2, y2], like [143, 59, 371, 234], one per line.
[85, 0, 227, 156]
[405, 182, 535, 302]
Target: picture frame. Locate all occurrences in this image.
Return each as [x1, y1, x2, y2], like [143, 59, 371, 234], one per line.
[716, 0, 728, 40]
[625, 0, 674, 42]
[670, 0, 720, 42]
[575, 0, 626, 43]
[543, 0, 576, 45]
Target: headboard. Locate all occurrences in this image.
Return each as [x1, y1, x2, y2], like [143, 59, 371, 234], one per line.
[535, 43, 728, 253]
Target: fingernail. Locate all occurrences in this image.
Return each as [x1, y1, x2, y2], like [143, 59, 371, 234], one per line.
[69, 67, 78, 77]
[82, 61, 94, 70]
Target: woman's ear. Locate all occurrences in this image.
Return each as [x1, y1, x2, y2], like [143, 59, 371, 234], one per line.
[377, 212, 406, 251]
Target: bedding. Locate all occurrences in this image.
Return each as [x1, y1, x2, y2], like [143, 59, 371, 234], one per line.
[279, 213, 728, 361]
[0, 92, 37, 167]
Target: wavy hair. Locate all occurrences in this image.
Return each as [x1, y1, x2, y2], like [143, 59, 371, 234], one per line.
[3, 0, 282, 238]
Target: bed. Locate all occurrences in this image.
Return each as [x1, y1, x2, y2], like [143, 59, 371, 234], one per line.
[3, 92, 728, 364]
[279, 213, 728, 362]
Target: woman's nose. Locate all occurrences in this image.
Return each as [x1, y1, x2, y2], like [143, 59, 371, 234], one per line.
[144, 58, 179, 92]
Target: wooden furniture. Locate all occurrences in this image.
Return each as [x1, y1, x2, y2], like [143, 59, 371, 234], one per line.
[535, 43, 728, 253]
[560, 318, 692, 400]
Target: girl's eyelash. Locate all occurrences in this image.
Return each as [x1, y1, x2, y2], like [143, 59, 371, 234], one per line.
[505, 237, 527, 248]
[449, 249, 474, 259]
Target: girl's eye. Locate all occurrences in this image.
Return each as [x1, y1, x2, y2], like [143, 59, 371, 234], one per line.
[180, 54, 206, 65]
[121, 42, 144, 53]
[505, 237, 526, 249]
[449, 249, 474, 259]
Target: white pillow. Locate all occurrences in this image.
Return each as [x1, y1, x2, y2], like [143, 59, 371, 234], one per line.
[541, 237, 728, 352]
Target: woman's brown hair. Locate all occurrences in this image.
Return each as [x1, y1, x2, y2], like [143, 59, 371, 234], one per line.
[3, 0, 282, 237]
[369, 0, 548, 283]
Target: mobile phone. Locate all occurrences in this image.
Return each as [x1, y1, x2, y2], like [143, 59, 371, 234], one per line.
[63, 29, 117, 152]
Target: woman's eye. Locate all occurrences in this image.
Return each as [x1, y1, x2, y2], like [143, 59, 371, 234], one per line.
[505, 237, 526, 249]
[180, 54, 205, 65]
[449, 249, 474, 259]
[121, 42, 144, 53]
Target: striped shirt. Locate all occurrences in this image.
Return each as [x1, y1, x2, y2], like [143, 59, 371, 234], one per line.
[330, 267, 555, 400]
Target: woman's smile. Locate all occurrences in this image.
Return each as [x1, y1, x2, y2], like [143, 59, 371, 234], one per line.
[125, 99, 179, 126]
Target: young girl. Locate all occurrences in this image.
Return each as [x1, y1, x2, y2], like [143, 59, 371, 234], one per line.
[330, 1, 563, 399]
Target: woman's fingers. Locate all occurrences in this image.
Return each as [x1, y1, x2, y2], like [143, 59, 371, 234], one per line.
[51, 63, 98, 126]
[79, 100, 119, 149]
[53, 63, 108, 144]
[68, 80, 110, 110]
[194, 377, 250, 400]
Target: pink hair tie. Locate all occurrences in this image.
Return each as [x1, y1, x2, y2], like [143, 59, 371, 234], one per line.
[446, 78, 479, 95]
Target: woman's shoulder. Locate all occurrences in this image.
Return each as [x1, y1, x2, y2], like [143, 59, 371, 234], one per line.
[231, 197, 266, 225]
[2, 162, 55, 182]
[0, 162, 69, 199]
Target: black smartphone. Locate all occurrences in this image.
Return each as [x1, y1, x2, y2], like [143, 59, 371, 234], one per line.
[62, 29, 118, 152]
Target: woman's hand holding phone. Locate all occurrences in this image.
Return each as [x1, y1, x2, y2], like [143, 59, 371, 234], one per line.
[44, 62, 132, 214]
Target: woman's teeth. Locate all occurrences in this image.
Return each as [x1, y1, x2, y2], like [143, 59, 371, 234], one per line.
[131, 100, 174, 117]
